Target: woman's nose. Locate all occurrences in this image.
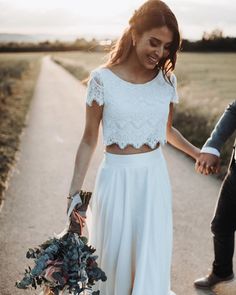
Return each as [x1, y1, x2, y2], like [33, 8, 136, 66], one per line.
[155, 46, 164, 58]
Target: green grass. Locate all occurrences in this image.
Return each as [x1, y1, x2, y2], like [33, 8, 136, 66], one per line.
[52, 51, 108, 73]
[52, 52, 108, 82]
[0, 52, 43, 202]
[52, 51, 236, 177]
[173, 53, 236, 176]
[175, 53, 236, 116]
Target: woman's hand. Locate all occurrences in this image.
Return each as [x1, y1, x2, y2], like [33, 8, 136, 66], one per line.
[67, 190, 80, 215]
[195, 153, 221, 175]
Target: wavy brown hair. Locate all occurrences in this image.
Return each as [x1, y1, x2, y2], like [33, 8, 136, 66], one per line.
[104, 0, 181, 82]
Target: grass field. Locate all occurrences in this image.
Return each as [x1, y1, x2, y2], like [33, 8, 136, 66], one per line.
[175, 53, 236, 116]
[0, 52, 43, 202]
[52, 51, 236, 176]
[52, 51, 236, 112]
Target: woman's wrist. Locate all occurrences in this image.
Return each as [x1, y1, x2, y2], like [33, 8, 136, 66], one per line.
[192, 147, 201, 160]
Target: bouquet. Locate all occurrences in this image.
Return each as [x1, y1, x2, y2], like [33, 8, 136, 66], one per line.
[15, 190, 107, 295]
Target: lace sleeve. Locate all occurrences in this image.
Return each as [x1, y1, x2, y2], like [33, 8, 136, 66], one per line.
[170, 73, 179, 104]
[86, 70, 105, 106]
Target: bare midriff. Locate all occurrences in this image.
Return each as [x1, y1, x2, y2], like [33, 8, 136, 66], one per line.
[105, 142, 160, 155]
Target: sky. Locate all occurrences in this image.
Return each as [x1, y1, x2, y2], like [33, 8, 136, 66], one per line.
[0, 0, 236, 40]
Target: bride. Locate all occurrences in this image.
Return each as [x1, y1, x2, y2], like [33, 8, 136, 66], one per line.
[65, 1, 200, 294]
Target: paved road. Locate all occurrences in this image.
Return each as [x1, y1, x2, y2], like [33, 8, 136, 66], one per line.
[0, 56, 235, 295]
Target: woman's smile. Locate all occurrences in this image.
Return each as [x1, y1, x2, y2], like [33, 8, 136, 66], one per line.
[147, 54, 159, 65]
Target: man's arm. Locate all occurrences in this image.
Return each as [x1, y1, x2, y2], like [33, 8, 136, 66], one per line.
[196, 100, 236, 175]
[203, 100, 236, 152]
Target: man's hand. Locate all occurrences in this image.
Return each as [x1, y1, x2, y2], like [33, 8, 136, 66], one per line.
[195, 153, 221, 175]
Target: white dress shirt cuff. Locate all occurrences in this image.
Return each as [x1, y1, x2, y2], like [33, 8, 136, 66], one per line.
[201, 147, 220, 157]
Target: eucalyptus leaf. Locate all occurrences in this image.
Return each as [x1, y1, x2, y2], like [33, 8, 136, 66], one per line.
[15, 190, 107, 294]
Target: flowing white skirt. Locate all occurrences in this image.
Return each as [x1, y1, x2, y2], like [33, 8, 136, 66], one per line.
[87, 147, 176, 295]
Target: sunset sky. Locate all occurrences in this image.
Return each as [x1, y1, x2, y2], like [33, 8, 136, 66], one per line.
[0, 0, 235, 40]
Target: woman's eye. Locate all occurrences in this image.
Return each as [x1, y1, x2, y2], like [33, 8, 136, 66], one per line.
[149, 39, 171, 50]
[149, 40, 158, 47]
[164, 46, 171, 51]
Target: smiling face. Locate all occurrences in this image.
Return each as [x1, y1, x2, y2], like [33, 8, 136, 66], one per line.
[132, 26, 173, 70]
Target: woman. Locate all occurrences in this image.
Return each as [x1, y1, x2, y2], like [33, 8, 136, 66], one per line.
[68, 1, 200, 294]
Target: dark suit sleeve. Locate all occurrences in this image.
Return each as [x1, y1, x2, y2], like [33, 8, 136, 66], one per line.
[203, 100, 236, 151]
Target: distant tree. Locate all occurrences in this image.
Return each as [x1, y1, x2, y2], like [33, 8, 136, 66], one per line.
[74, 38, 88, 50]
[202, 29, 224, 40]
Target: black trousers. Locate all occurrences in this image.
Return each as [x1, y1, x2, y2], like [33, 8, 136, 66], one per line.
[211, 149, 236, 278]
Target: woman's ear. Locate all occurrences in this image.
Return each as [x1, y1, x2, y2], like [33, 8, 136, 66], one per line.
[131, 30, 137, 47]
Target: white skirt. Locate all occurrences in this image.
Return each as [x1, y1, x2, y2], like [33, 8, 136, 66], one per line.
[87, 147, 176, 295]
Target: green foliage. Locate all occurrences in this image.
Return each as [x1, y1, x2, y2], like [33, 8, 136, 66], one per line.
[181, 37, 236, 52]
[16, 232, 107, 294]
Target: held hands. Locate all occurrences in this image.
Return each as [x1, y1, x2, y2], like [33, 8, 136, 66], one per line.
[195, 153, 221, 175]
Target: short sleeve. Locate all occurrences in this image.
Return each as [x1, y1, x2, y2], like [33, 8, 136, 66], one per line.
[86, 70, 105, 106]
[170, 73, 179, 104]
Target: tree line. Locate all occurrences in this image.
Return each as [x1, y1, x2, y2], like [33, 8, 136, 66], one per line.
[182, 29, 236, 52]
[0, 29, 235, 53]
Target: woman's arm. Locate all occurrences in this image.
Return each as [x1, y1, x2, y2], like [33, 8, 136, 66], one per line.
[69, 102, 103, 197]
[166, 103, 200, 160]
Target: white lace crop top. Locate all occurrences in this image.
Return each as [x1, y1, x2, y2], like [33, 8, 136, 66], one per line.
[85, 67, 179, 149]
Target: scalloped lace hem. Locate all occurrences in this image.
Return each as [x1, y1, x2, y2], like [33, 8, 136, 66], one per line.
[86, 97, 104, 106]
[104, 138, 167, 149]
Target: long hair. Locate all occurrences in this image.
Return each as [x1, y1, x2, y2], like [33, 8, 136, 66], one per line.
[105, 0, 181, 81]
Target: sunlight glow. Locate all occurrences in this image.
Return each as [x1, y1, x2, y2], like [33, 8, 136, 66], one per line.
[0, 0, 235, 40]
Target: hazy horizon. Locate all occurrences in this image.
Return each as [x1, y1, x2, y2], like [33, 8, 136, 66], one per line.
[0, 0, 235, 41]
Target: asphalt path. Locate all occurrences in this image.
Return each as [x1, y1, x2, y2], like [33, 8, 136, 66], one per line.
[0, 56, 235, 295]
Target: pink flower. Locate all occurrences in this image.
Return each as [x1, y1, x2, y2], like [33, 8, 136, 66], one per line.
[42, 259, 67, 285]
